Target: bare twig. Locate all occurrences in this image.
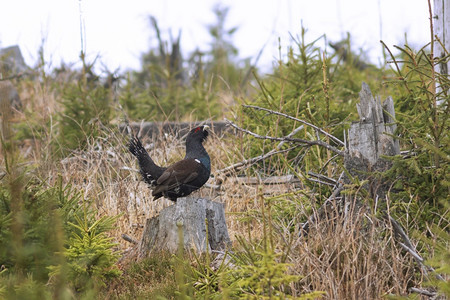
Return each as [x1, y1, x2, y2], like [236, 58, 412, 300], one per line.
[243, 104, 345, 146]
[307, 171, 337, 186]
[276, 124, 304, 149]
[320, 153, 340, 173]
[388, 216, 445, 281]
[225, 118, 344, 156]
[409, 287, 436, 297]
[215, 145, 299, 177]
[306, 177, 335, 186]
[215, 124, 307, 177]
[121, 234, 138, 244]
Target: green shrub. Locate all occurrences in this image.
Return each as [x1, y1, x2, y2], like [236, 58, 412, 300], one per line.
[49, 207, 121, 293]
[55, 60, 112, 157]
[0, 170, 121, 297]
[382, 42, 449, 228]
[236, 29, 384, 176]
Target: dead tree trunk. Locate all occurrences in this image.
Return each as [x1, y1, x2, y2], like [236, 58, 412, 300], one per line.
[136, 197, 231, 259]
[434, 0, 449, 81]
[345, 82, 400, 200]
[302, 82, 399, 233]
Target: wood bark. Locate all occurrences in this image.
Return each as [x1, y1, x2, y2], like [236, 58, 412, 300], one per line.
[345, 82, 400, 200]
[434, 0, 449, 80]
[121, 121, 231, 139]
[137, 197, 231, 259]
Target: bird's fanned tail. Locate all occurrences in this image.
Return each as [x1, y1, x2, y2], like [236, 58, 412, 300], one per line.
[128, 136, 165, 186]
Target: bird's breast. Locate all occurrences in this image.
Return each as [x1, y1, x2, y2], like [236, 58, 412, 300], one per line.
[196, 156, 211, 171]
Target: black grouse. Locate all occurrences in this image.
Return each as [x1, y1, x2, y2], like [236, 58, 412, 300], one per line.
[128, 125, 211, 201]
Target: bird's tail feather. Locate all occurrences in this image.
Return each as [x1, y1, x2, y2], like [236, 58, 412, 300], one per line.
[128, 136, 165, 185]
[128, 135, 146, 157]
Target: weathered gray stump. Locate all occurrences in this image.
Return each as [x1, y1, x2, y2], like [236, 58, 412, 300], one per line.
[302, 82, 400, 233]
[137, 197, 231, 259]
[345, 82, 399, 200]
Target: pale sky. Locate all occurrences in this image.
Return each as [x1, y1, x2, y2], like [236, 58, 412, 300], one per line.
[0, 0, 431, 73]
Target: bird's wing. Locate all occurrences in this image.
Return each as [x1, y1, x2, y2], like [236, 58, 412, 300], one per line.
[128, 136, 165, 185]
[153, 159, 201, 193]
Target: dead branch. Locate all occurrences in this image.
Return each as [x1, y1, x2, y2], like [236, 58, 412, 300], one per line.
[409, 287, 436, 297]
[243, 104, 345, 146]
[388, 216, 445, 281]
[216, 123, 307, 177]
[300, 180, 345, 235]
[307, 171, 337, 186]
[224, 118, 344, 156]
[215, 146, 299, 177]
[276, 124, 304, 149]
[122, 234, 138, 244]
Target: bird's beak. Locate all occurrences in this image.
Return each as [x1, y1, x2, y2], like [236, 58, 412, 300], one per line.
[203, 125, 210, 131]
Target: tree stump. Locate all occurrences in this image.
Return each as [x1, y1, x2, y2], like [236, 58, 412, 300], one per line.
[345, 82, 400, 200]
[137, 197, 231, 259]
[302, 83, 400, 234]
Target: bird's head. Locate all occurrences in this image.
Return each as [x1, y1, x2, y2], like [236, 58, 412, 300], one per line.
[187, 125, 209, 143]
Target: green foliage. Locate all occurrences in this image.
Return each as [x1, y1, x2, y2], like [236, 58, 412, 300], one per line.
[103, 253, 176, 299]
[223, 197, 323, 299]
[227, 238, 304, 299]
[49, 203, 122, 294]
[0, 273, 52, 300]
[0, 172, 121, 297]
[382, 42, 449, 227]
[234, 28, 448, 299]
[237, 29, 384, 176]
[0, 125, 120, 298]
[171, 221, 228, 299]
[55, 58, 112, 156]
[0, 178, 68, 282]
[423, 222, 450, 297]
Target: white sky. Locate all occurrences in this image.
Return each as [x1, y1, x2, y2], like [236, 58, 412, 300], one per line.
[0, 0, 431, 73]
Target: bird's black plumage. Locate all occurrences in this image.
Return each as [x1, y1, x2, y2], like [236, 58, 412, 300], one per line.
[129, 125, 211, 201]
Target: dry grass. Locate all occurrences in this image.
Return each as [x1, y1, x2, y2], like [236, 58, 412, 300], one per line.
[289, 212, 417, 298]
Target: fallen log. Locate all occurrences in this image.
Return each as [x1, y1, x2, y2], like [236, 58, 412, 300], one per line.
[120, 121, 231, 139]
